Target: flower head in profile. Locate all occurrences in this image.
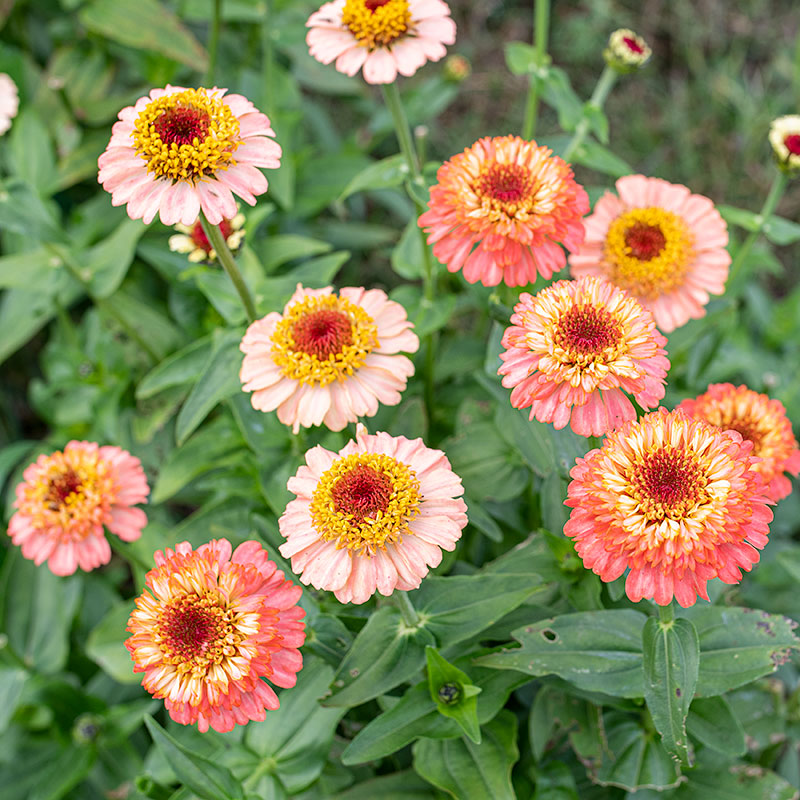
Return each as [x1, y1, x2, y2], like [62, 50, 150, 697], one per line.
[240, 284, 419, 433]
[565, 408, 774, 607]
[678, 383, 800, 502]
[279, 424, 467, 604]
[498, 277, 669, 437]
[419, 135, 589, 287]
[769, 115, 800, 175]
[0, 73, 19, 136]
[169, 211, 246, 263]
[126, 539, 305, 733]
[8, 441, 149, 576]
[98, 86, 281, 226]
[306, 0, 456, 84]
[569, 175, 731, 332]
[604, 28, 651, 73]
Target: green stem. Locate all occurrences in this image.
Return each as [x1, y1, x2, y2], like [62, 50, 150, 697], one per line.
[522, 0, 551, 139]
[657, 602, 675, 626]
[727, 171, 788, 288]
[205, 0, 222, 86]
[382, 83, 420, 178]
[562, 65, 617, 163]
[394, 590, 420, 627]
[200, 214, 258, 323]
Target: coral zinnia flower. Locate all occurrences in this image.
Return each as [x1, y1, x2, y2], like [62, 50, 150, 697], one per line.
[279, 424, 468, 604]
[418, 135, 589, 287]
[240, 284, 419, 433]
[564, 408, 774, 607]
[126, 539, 305, 733]
[498, 276, 670, 437]
[677, 383, 800, 502]
[169, 210, 246, 263]
[7, 441, 149, 576]
[0, 73, 19, 136]
[98, 86, 281, 226]
[306, 0, 456, 85]
[569, 175, 731, 333]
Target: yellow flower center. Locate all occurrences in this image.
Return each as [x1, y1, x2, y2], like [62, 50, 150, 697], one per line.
[132, 89, 240, 183]
[604, 207, 694, 299]
[270, 294, 378, 387]
[341, 0, 411, 49]
[309, 453, 421, 555]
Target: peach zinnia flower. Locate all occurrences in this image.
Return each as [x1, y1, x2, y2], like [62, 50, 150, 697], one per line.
[569, 175, 731, 333]
[126, 539, 305, 733]
[564, 408, 774, 607]
[7, 441, 149, 576]
[498, 277, 669, 437]
[419, 135, 589, 287]
[0, 73, 19, 136]
[240, 284, 419, 433]
[98, 86, 281, 226]
[306, 0, 456, 85]
[279, 424, 468, 604]
[677, 383, 800, 502]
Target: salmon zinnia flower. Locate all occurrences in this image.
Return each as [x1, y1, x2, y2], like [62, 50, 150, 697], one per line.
[569, 175, 731, 332]
[279, 424, 467, 604]
[0, 73, 19, 136]
[126, 539, 305, 733]
[498, 277, 669, 437]
[306, 0, 456, 85]
[564, 408, 774, 607]
[98, 86, 281, 226]
[419, 135, 589, 287]
[240, 284, 419, 433]
[7, 441, 149, 576]
[678, 383, 800, 502]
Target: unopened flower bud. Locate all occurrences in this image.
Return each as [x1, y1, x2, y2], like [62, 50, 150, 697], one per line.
[769, 115, 800, 175]
[443, 54, 471, 83]
[604, 29, 651, 73]
[438, 682, 462, 705]
[72, 713, 103, 744]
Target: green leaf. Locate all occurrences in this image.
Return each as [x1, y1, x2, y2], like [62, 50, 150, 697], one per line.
[0, 248, 61, 291]
[390, 285, 457, 338]
[136, 336, 214, 400]
[333, 770, 434, 800]
[86, 602, 138, 684]
[261, 234, 333, 272]
[80, 0, 208, 70]
[84, 219, 147, 298]
[493, 401, 556, 477]
[672, 766, 798, 800]
[0, 667, 27, 732]
[391, 218, 424, 280]
[426, 647, 481, 744]
[582, 103, 609, 144]
[718, 204, 761, 232]
[686, 696, 746, 756]
[641, 616, 699, 766]
[573, 140, 632, 177]
[540, 67, 584, 132]
[413, 711, 518, 800]
[338, 154, 409, 201]
[28, 744, 96, 800]
[504, 41, 539, 75]
[761, 214, 800, 245]
[0, 178, 63, 240]
[143, 716, 244, 800]
[101, 290, 182, 361]
[476, 610, 647, 698]
[6, 110, 56, 193]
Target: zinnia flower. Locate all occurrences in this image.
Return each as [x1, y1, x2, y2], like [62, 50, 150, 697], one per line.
[498, 276, 669, 437]
[564, 408, 774, 607]
[98, 86, 281, 226]
[169, 210, 246, 263]
[306, 0, 456, 85]
[677, 383, 800, 502]
[240, 284, 419, 433]
[279, 424, 467, 604]
[126, 539, 305, 733]
[7, 441, 149, 576]
[418, 135, 589, 287]
[769, 115, 800, 175]
[0, 73, 19, 136]
[568, 175, 731, 332]
[604, 29, 651, 72]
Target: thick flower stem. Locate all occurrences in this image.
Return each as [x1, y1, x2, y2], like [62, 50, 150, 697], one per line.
[727, 171, 788, 288]
[657, 601, 675, 627]
[393, 590, 421, 628]
[522, 0, 551, 140]
[201, 214, 258, 323]
[382, 82, 421, 179]
[561, 65, 618, 163]
[206, 0, 223, 86]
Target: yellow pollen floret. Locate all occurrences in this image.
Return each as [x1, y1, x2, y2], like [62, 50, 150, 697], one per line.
[132, 89, 240, 183]
[310, 453, 421, 555]
[341, 0, 412, 49]
[604, 207, 694, 299]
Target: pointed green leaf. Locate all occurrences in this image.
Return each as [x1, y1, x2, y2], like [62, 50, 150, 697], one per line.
[338, 154, 408, 201]
[426, 647, 481, 744]
[686, 696, 746, 756]
[86, 602, 138, 684]
[136, 335, 213, 400]
[504, 41, 539, 75]
[85, 218, 146, 298]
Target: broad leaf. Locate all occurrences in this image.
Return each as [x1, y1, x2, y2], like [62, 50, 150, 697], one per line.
[673, 766, 797, 800]
[136, 335, 213, 400]
[84, 218, 146, 298]
[686, 696, 746, 756]
[338, 154, 408, 200]
[86, 602, 138, 684]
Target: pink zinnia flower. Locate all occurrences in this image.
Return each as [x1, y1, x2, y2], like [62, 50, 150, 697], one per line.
[126, 539, 305, 733]
[279, 424, 468, 604]
[7, 441, 149, 576]
[569, 175, 731, 333]
[565, 408, 774, 607]
[418, 135, 589, 287]
[677, 383, 800, 502]
[98, 86, 281, 226]
[240, 284, 419, 434]
[169, 210, 246, 263]
[306, 0, 456, 85]
[498, 276, 669, 437]
[0, 73, 19, 136]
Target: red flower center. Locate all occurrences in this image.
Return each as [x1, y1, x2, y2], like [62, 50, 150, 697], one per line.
[365, 0, 391, 9]
[623, 36, 644, 54]
[331, 465, 393, 523]
[624, 222, 666, 261]
[159, 597, 223, 662]
[190, 218, 234, 253]
[478, 163, 533, 204]
[47, 470, 83, 507]
[292, 310, 354, 358]
[154, 105, 211, 146]
[555, 304, 621, 355]
[630, 446, 708, 520]
[784, 134, 800, 155]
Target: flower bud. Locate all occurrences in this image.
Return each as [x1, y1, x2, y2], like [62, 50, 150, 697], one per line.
[437, 682, 462, 705]
[769, 115, 800, 175]
[443, 54, 471, 83]
[604, 29, 651, 73]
